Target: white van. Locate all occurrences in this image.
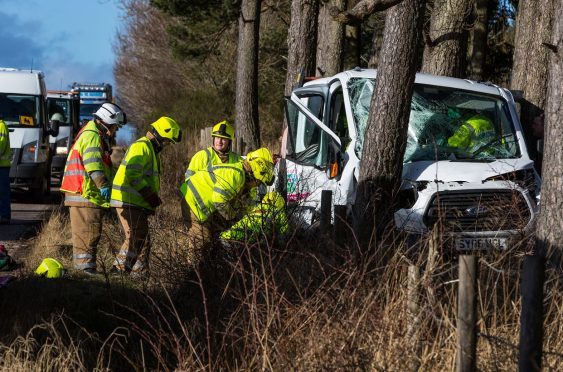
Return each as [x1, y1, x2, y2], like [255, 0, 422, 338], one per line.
[279, 68, 540, 250]
[0, 68, 56, 200]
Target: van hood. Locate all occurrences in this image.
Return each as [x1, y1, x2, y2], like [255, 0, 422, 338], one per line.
[402, 158, 534, 183]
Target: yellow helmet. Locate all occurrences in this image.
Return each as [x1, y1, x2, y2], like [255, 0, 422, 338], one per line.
[151, 116, 182, 143]
[246, 147, 275, 186]
[262, 191, 285, 210]
[211, 120, 234, 141]
[35, 258, 65, 278]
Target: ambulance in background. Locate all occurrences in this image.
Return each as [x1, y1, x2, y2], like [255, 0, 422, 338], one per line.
[0, 67, 57, 200]
[70, 82, 112, 125]
[47, 90, 80, 181]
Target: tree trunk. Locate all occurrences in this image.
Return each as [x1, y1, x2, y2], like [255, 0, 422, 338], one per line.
[353, 0, 426, 249]
[367, 12, 386, 68]
[284, 0, 319, 96]
[421, 0, 472, 77]
[467, 0, 488, 80]
[343, 0, 362, 70]
[235, 0, 262, 150]
[510, 0, 554, 168]
[317, 0, 346, 77]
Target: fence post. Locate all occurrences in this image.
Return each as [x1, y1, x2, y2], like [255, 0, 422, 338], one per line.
[407, 264, 422, 371]
[333, 205, 347, 246]
[276, 158, 287, 202]
[518, 254, 545, 371]
[456, 254, 478, 372]
[320, 190, 332, 235]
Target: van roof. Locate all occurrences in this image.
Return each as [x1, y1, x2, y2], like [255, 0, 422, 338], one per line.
[304, 68, 503, 96]
[0, 68, 45, 96]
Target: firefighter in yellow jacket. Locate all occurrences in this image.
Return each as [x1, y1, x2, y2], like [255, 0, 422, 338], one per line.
[0, 119, 12, 224]
[179, 148, 275, 263]
[182, 120, 241, 226]
[110, 117, 182, 276]
[60, 103, 126, 275]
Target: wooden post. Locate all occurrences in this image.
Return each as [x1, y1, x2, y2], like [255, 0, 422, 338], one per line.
[407, 264, 422, 372]
[320, 190, 332, 235]
[333, 205, 347, 246]
[276, 158, 287, 202]
[456, 254, 478, 372]
[518, 254, 545, 372]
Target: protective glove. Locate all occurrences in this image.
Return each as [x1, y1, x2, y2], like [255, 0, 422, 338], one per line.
[145, 192, 162, 209]
[99, 186, 111, 201]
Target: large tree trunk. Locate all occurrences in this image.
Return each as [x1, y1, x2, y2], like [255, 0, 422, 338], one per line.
[235, 0, 262, 151]
[316, 0, 346, 77]
[354, 0, 426, 249]
[343, 0, 362, 70]
[467, 0, 488, 80]
[519, 3, 562, 370]
[510, 0, 554, 170]
[421, 0, 472, 77]
[284, 0, 319, 96]
[367, 11, 386, 68]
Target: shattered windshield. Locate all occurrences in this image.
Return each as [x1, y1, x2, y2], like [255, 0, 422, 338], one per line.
[349, 78, 520, 161]
[0, 93, 41, 127]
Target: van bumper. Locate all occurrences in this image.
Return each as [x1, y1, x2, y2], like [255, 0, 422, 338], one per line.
[9, 149, 50, 188]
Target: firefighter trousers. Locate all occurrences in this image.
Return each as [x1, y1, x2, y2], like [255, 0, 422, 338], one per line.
[114, 207, 150, 272]
[185, 209, 229, 265]
[70, 206, 103, 270]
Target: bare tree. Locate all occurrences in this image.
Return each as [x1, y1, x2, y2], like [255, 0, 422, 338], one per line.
[519, 2, 562, 369]
[284, 0, 319, 96]
[235, 0, 262, 150]
[421, 0, 473, 77]
[510, 0, 554, 167]
[467, 0, 488, 80]
[353, 0, 426, 249]
[316, 0, 346, 77]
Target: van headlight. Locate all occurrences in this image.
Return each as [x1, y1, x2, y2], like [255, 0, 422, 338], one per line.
[55, 137, 70, 155]
[21, 141, 48, 163]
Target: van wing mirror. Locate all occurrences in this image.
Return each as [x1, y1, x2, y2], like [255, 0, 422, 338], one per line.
[48, 120, 60, 137]
[327, 139, 343, 180]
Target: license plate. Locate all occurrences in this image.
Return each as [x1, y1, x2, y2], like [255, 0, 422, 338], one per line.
[455, 237, 508, 251]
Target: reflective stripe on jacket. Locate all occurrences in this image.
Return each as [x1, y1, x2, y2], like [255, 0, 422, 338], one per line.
[184, 147, 241, 181]
[0, 120, 11, 168]
[60, 121, 113, 207]
[110, 137, 160, 211]
[448, 114, 494, 149]
[179, 162, 245, 222]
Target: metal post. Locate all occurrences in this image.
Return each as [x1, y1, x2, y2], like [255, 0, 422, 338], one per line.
[456, 254, 478, 372]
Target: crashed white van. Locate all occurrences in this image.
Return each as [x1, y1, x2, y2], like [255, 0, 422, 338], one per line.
[280, 68, 539, 250]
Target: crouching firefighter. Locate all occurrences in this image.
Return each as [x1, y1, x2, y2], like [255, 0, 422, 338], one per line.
[179, 148, 275, 264]
[219, 191, 289, 247]
[110, 117, 182, 277]
[60, 103, 125, 275]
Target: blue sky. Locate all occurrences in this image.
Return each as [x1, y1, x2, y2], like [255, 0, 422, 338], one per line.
[0, 0, 122, 91]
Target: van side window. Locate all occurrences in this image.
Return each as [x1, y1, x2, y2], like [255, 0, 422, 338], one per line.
[330, 91, 350, 150]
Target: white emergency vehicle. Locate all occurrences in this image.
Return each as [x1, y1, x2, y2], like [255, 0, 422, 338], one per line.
[279, 68, 540, 250]
[0, 68, 56, 199]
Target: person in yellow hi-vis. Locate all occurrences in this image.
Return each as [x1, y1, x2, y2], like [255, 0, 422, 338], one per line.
[219, 191, 289, 244]
[179, 148, 275, 264]
[60, 103, 125, 275]
[448, 112, 495, 152]
[0, 119, 12, 224]
[110, 117, 182, 277]
[182, 120, 241, 227]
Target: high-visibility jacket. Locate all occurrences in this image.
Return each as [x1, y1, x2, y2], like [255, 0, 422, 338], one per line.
[219, 197, 289, 242]
[448, 114, 494, 150]
[111, 137, 160, 211]
[179, 162, 246, 222]
[60, 121, 113, 207]
[0, 120, 11, 168]
[184, 147, 241, 182]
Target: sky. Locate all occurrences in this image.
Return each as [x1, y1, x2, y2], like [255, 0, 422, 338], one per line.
[0, 0, 122, 91]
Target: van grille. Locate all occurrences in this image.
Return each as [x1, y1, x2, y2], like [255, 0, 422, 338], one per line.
[424, 190, 531, 232]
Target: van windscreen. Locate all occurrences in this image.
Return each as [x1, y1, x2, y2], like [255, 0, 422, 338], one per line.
[0, 93, 41, 127]
[349, 78, 520, 162]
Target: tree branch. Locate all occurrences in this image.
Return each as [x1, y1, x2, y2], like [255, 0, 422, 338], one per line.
[330, 0, 404, 25]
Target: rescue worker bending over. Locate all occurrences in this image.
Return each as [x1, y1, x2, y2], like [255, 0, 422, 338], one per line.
[447, 110, 494, 154]
[182, 120, 241, 227]
[60, 103, 125, 275]
[0, 119, 12, 225]
[110, 117, 182, 277]
[219, 191, 289, 245]
[179, 148, 275, 264]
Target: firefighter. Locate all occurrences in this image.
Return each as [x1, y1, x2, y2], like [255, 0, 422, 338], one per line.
[0, 119, 11, 224]
[182, 120, 241, 227]
[60, 103, 126, 275]
[179, 148, 275, 263]
[110, 117, 182, 276]
[219, 191, 289, 244]
[447, 110, 495, 152]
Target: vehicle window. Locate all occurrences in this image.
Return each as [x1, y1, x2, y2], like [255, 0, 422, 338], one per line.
[47, 98, 71, 124]
[0, 94, 40, 127]
[80, 103, 102, 120]
[286, 99, 328, 167]
[329, 90, 350, 150]
[349, 78, 520, 161]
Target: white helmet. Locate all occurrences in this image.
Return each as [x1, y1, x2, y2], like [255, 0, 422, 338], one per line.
[94, 103, 127, 127]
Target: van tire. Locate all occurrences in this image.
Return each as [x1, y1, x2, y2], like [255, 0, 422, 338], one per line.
[30, 174, 50, 203]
